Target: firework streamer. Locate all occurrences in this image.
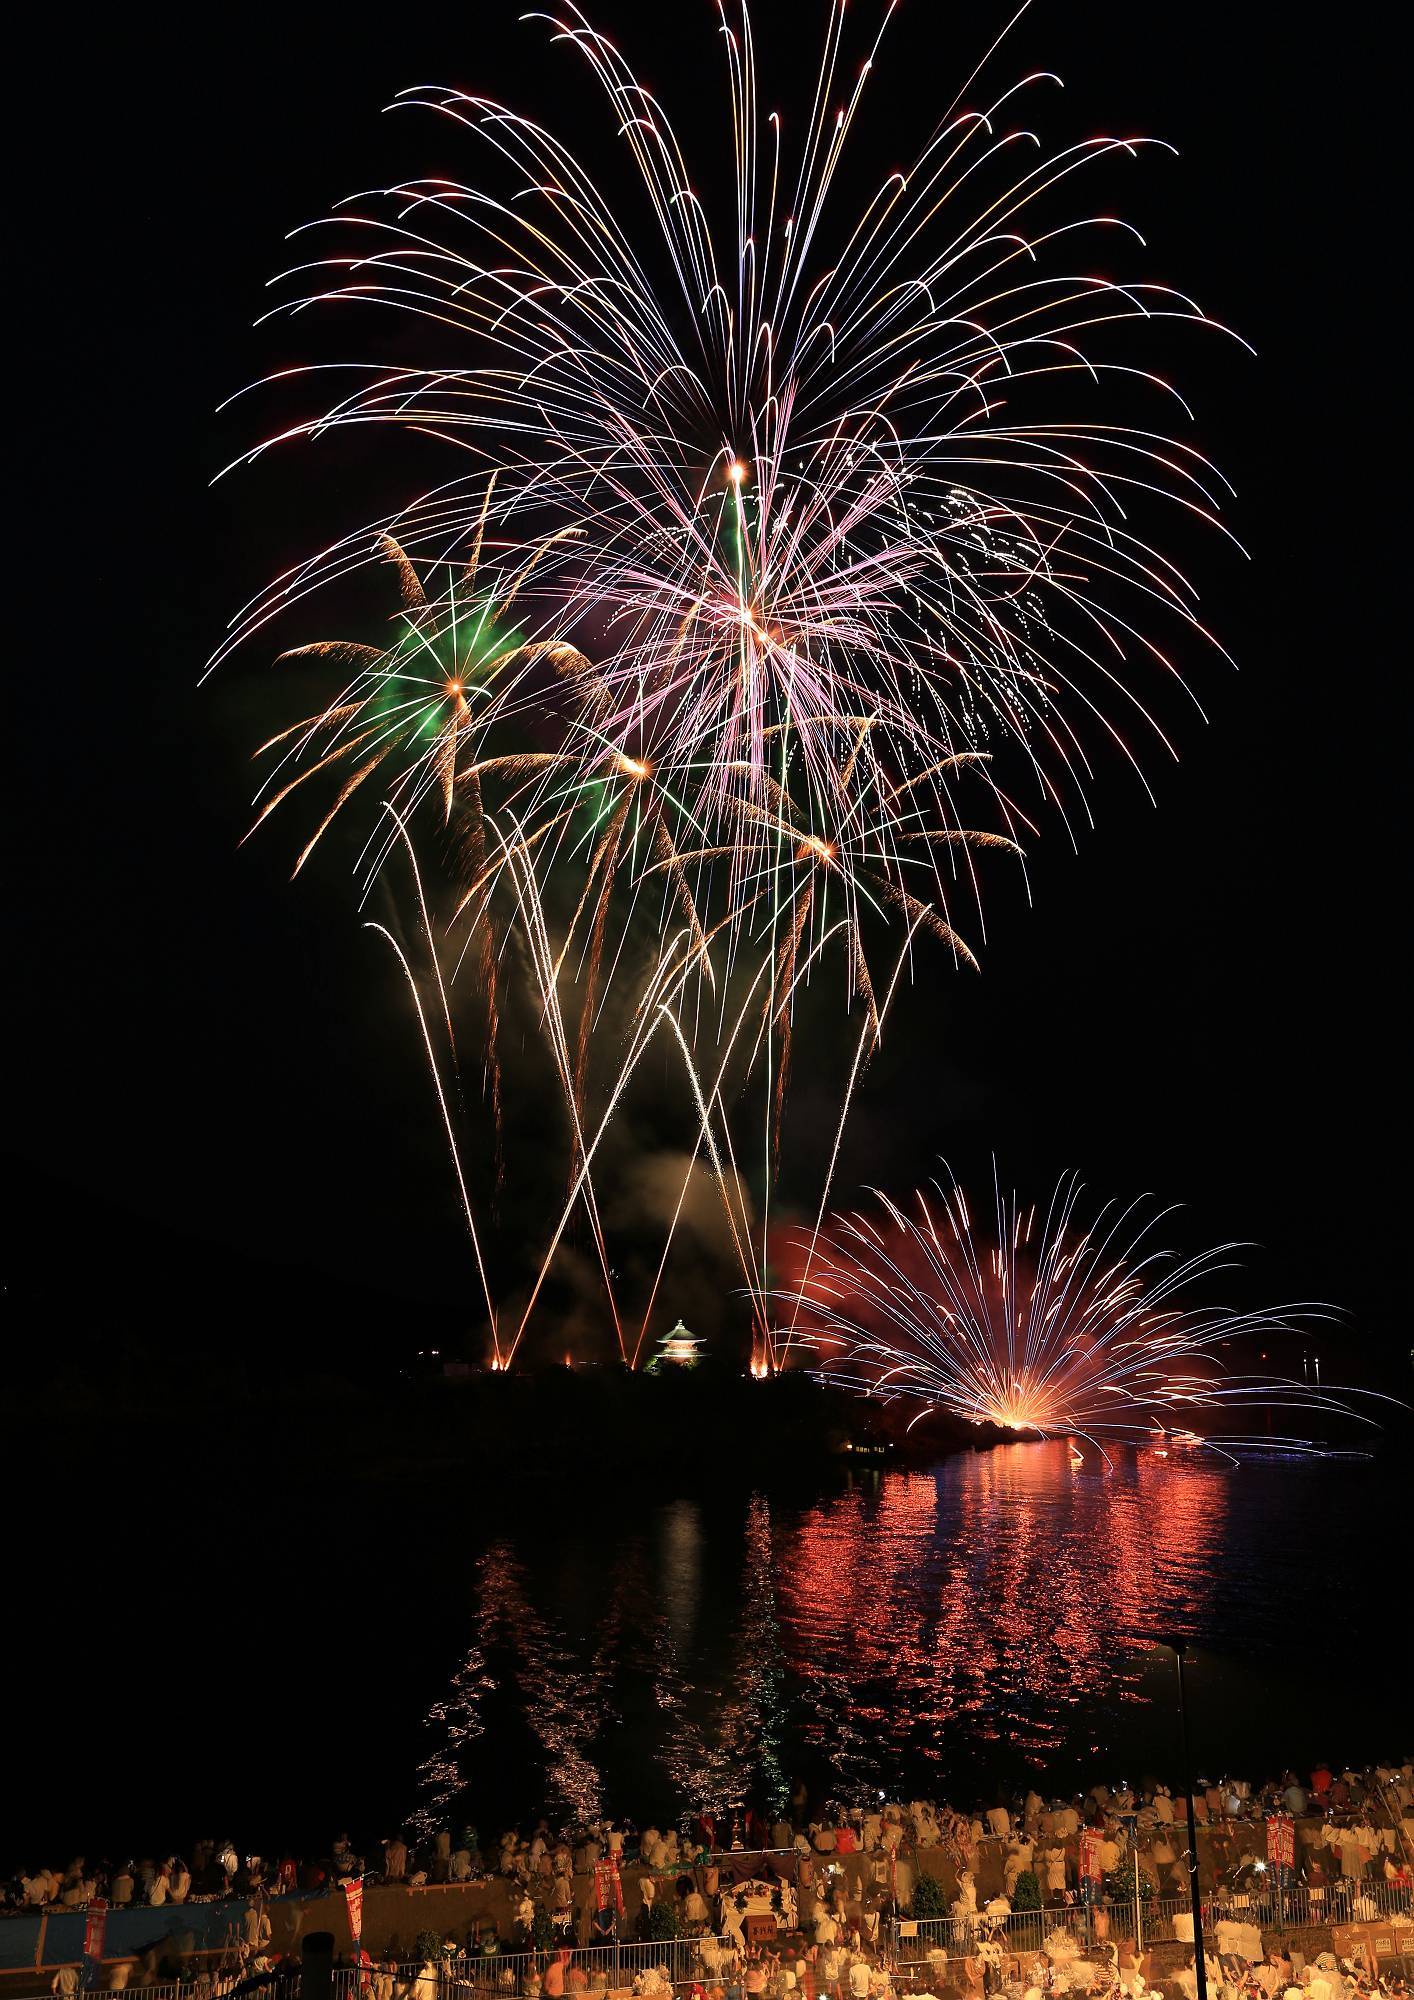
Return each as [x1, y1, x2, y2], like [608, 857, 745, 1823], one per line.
[777, 1163, 1396, 1460]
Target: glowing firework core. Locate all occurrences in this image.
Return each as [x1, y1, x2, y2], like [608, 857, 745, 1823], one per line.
[986, 1380, 1056, 1432]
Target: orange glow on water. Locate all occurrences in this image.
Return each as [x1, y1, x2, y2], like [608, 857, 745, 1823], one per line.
[776, 1442, 1228, 1770]
[409, 1442, 1363, 1838]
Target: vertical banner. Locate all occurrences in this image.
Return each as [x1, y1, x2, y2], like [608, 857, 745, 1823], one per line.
[593, 1857, 625, 1917]
[81, 1903, 109, 1990]
[1079, 1831, 1103, 1883]
[1265, 1816, 1295, 1873]
[342, 1877, 365, 1948]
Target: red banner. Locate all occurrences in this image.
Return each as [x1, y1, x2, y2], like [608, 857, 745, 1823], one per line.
[342, 1877, 364, 1945]
[593, 1856, 625, 1915]
[83, 1903, 109, 1964]
[1265, 1817, 1295, 1870]
[1079, 1831, 1103, 1882]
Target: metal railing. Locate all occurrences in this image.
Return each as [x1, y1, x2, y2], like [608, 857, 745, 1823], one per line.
[1205, 1880, 1414, 1929]
[328, 1936, 742, 2000]
[9, 1865, 1412, 2000]
[896, 1881, 1414, 1966]
[1, 1973, 280, 2000]
[23, 1987, 193, 2000]
[900, 1899, 1205, 1960]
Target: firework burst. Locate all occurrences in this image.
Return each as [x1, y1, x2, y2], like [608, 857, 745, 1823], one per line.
[219, 0, 1243, 925]
[212, 2, 1250, 1363]
[778, 1166, 1389, 1460]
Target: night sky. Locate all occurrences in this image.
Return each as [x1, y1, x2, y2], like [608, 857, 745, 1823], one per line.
[10, 1, 1406, 1389]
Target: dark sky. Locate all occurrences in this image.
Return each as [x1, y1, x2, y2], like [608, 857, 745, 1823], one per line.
[10, 1, 1406, 1387]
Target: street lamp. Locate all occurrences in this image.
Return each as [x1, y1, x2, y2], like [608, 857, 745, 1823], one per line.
[1156, 1637, 1207, 2000]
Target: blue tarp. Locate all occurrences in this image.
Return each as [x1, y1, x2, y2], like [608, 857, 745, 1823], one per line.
[1, 1898, 315, 1971]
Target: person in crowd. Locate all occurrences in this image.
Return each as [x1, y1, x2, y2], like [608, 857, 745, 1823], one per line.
[241, 1896, 272, 1952]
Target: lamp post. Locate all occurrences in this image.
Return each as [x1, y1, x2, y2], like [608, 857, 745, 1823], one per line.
[1157, 1638, 1207, 2000]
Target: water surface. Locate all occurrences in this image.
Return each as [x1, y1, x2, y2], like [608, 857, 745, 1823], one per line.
[19, 1443, 1405, 1862]
[404, 1443, 1407, 1830]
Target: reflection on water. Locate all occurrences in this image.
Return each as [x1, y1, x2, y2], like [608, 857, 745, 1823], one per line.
[779, 1444, 1230, 1790]
[409, 1444, 1392, 1830]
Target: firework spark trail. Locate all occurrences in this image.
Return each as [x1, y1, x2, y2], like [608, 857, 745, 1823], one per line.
[272, 534, 986, 1357]
[365, 919, 500, 1363]
[455, 763, 505, 1189]
[494, 805, 630, 1365]
[569, 795, 630, 1125]
[780, 906, 932, 1351]
[211, 2, 1255, 1358]
[494, 921, 733, 1365]
[777, 1164, 1397, 1460]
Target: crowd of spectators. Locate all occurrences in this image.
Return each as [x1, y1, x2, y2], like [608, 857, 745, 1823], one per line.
[8, 1758, 1413, 2000]
[7, 1763, 1413, 1920]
